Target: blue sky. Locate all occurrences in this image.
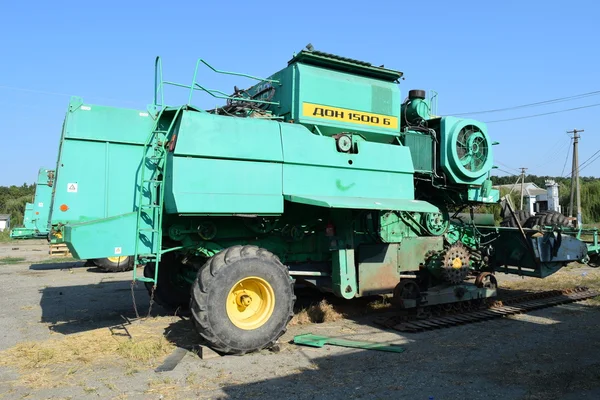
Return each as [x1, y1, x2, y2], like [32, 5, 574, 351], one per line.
[1, 0, 598, 186]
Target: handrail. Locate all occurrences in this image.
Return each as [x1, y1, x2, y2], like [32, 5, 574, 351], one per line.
[153, 56, 280, 109]
[154, 57, 164, 108]
[196, 58, 279, 83]
[192, 82, 279, 105]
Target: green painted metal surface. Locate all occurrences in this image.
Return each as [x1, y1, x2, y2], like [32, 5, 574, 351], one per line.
[23, 203, 34, 229]
[398, 237, 444, 272]
[332, 249, 357, 299]
[284, 196, 437, 213]
[64, 212, 138, 259]
[439, 117, 494, 186]
[243, 50, 403, 143]
[402, 131, 434, 172]
[10, 168, 54, 239]
[293, 333, 405, 353]
[10, 203, 35, 239]
[49, 97, 154, 249]
[31, 167, 53, 235]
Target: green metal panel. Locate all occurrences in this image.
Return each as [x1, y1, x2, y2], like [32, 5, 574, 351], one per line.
[357, 243, 401, 296]
[171, 111, 284, 162]
[31, 167, 53, 234]
[292, 63, 401, 142]
[332, 249, 357, 299]
[246, 51, 403, 143]
[402, 132, 433, 172]
[63, 212, 143, 259]
[164, 111, 283, 214]
[281, 123, 415, 200]
[166, 157, 283, 215]
[50, 98, 154, 233]
[468, 186, 500, 203]
[65, 97, 152, 144]
[23, 203, 34, 229]
[284, 195, 438, 213]
[398, 236, 444, 272]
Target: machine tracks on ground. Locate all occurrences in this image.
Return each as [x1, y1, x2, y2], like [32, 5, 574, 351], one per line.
[374, 287, 599, 333]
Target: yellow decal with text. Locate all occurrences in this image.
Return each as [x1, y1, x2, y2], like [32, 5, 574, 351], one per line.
[302, 102, 398, 129]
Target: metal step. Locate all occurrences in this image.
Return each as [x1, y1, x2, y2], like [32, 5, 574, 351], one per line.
[135, 276, 156, 283]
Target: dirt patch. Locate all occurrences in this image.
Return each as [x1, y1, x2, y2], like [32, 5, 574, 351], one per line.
[0, 316, 177, 390]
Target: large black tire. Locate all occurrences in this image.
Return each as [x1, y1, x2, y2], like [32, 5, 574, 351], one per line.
[93, 256, 133, 272]
[143, 252, 192, 313]
[500, 210, 532, 227]
[190, 245, 295, 355]
[524, 211, 570, 228]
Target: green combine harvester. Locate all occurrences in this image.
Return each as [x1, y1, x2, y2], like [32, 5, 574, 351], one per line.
[54, 48, 592, 355]
[10, 167, 54, 239]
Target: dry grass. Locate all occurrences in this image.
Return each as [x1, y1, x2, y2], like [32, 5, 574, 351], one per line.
[0, 256, 26, 265]
[145, 377, 181, 400]
[366, 296, 392, 311]
[0, 316, 176, 389]
[289, 299, 344, 326]
[501, 267, 600, 304]
[36, 257, 78, 264]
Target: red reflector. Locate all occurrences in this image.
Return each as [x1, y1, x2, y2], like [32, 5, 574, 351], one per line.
[325, 222, 335, 236]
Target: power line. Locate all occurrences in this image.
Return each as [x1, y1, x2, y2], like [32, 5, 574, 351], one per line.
[577, 149, 600, 172]
[579, 153, 600, 175]
[563, 147, 600, 178]
[560, 138, 573, 176]
[495, 160, 520, 173]
[483, 103, 600, 124]
[494, 167, 519, 176]
[532, 137, 572, 170]
[449, 90, 600, 116]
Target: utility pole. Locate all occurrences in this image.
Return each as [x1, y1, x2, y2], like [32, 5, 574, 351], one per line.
[568, 129, 583, 227]
[519, 167, 527, 211]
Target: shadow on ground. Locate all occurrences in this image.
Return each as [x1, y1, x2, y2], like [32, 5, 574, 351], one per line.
[38, 280, 178, 335]
[210, 301, 600, 400]
[30, 260, 88, 271]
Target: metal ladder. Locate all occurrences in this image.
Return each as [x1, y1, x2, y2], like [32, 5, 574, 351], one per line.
[132, 107, 182, 286]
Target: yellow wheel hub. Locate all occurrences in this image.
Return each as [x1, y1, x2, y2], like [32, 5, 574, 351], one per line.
[107, 256, 128, 263]
[226, 276, 275, 330]
[452, 257, 463, 269]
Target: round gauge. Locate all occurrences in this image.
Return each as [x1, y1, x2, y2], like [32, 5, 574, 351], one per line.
[337, 135, 352, 152]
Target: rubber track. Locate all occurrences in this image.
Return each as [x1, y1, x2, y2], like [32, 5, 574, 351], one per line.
[374, 287, 599, 333]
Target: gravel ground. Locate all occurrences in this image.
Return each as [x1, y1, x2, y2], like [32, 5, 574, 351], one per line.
[1, 240, 600, 400]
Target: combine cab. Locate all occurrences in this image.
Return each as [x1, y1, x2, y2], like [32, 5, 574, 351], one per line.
[55, 48, 591, 354]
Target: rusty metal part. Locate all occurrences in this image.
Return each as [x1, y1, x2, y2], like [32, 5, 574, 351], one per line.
[441, 242, 471, 284]
[374, 286, 598, 333]
[475, 272, 498, 289]
[392, 280, 421, 307]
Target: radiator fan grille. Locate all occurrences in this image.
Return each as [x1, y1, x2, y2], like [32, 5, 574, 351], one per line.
[456, 125, 488, 172]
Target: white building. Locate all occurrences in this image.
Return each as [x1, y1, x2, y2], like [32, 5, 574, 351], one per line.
[493, 180, 562, 215]
[0, 214, 10, 232]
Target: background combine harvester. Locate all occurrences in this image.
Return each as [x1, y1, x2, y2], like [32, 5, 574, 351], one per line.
[10, 167, 54, 239]
[52, 48, 594, 355]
